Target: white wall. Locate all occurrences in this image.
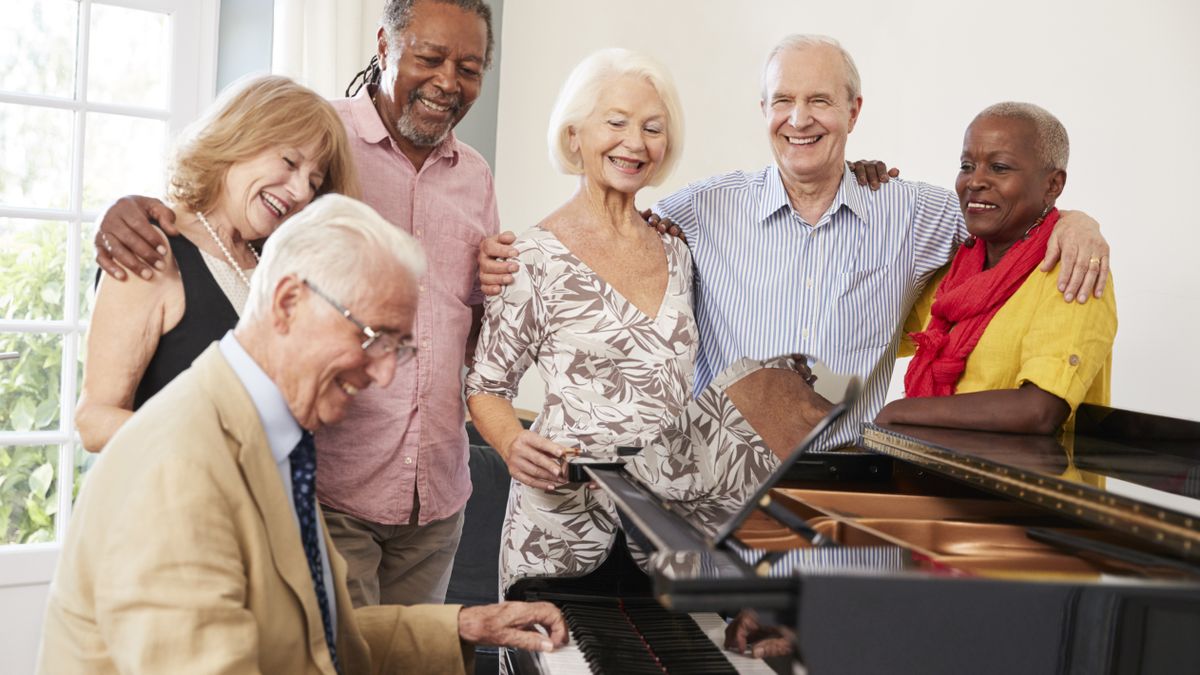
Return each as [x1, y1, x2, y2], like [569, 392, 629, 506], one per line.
[495, 0, 1200, 419]
[0, 546, 59, 674]
[216, 0, 274, 90]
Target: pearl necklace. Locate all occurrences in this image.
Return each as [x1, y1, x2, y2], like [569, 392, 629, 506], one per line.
[195, 211, 259, 288]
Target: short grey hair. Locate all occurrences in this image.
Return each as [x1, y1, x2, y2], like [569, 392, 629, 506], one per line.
[547, 48, 685, 187]
[762, 34, 862, 102]
[382, 0, 494, 69]
[975, 101, 1070, 171]
[243, 194, 426, 321]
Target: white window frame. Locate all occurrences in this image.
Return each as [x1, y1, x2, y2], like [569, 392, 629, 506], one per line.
[0, 0, 219, 582]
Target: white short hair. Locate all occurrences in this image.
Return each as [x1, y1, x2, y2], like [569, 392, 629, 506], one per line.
[975, 101, 1070, 171]
[243, 194, 426, 320]
[547, 48, 684, 187]
[762, 34, 862, 102]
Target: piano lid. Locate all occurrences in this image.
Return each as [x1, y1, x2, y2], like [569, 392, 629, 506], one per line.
[862, 405, 1200, 562]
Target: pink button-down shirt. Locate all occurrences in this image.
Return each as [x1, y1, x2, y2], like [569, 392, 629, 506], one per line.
[315, 88, 499, 525]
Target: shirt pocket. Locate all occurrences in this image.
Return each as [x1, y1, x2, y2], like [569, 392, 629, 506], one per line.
[426, 231, 481, 304]
[834, 264, 900, 352]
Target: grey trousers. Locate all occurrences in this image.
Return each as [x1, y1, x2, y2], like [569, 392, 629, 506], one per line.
[323, 503, 465, 607]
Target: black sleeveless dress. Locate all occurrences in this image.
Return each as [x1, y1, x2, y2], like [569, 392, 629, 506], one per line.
[132, 235, 240, 409]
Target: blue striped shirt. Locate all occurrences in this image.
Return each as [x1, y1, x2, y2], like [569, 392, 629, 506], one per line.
[655, 164, 965, 450]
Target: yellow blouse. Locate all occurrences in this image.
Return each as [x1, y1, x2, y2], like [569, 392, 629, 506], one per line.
[901, 263, 1118, 412]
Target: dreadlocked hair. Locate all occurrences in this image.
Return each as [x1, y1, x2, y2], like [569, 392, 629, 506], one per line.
[345, 54, 381, 97]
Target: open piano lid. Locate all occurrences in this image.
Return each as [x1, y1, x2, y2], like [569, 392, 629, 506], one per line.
[578, 366, 1200, 674]
[862, 403, 1200, 562]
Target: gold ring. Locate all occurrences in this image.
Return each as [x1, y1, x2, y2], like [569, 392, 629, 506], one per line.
[1088, 256, 1101, 267]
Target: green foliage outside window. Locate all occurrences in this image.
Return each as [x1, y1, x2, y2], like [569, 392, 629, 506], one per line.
[0, 446, 59, 544]
[1, 222, 92, 545]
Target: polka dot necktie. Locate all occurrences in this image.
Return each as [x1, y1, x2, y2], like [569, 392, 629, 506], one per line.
[290, 430, 341, 673]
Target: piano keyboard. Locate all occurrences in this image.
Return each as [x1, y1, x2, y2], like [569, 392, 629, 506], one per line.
[532, 597, 776, 674]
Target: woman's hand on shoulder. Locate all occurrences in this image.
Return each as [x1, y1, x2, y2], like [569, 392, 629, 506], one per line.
[503, 430, 569, 491]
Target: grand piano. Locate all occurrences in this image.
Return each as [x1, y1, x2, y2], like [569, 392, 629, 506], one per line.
[515, 359, 1200, 675]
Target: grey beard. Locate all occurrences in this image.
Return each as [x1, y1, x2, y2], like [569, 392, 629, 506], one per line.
[396, 88, 460, 148]
[396, 110, 452, 148]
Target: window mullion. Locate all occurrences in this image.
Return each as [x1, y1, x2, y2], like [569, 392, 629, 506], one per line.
[0, 432, 74, 446]
[54, 0, 96, 544]
[58, 239, 81, 536]
[0, 321, 76, 335]
[0, 206, 98, 222]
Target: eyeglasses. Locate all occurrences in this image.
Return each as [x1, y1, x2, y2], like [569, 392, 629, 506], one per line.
[303, 279, 416, 364]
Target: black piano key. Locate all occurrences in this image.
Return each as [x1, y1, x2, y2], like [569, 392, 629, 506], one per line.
[550, 596, 738, 675]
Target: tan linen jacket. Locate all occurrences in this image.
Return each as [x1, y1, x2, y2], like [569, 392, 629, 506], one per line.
[38, 345, 471, 674]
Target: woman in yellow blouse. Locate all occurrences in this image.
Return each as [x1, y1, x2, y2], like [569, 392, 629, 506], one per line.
[875, 102, 1116, 433]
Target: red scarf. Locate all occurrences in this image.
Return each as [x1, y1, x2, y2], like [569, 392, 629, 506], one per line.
[904, 208, 1060, 398]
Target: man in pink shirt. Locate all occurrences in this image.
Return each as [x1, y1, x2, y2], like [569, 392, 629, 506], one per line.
[315, 0, 497, 606]
[92, 0, 499, 606]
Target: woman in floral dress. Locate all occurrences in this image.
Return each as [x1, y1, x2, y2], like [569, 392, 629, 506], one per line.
[465, 49, 700, 594]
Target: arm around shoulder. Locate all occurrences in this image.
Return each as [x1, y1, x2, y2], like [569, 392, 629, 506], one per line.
[1041, 209, 1110, 302]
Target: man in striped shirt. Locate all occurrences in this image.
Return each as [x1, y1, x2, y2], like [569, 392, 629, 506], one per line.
[480, 34, 1110, 452]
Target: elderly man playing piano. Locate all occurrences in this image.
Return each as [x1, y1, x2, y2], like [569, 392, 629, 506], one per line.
[38, 195, 565, 674]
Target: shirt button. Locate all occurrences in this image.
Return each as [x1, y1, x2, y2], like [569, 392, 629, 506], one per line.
[404, 457, 413, 465]
[806, 278, 814, 289]
[415, 229, 423, 237]
[802, 328, 810, 339]
[418, 284, 425, 293]
[1068, 354, 1080, 366]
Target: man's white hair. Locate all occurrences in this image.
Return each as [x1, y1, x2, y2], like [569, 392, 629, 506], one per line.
[243, 194, 426, 321]
[975, 101, 1070, 171]
[547, 47, 685, 187]
[762, 34, 862, 102]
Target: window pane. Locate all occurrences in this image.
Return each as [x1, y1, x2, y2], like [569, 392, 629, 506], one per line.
[83, 112, 167, 211]
[0, 0, 78, 98]
[87, 3, 169, 108]
[0, 444, 60, 545]
[0, 218, 68, 321]
[0, 333, 63, 433]
[0, 103, 74, 209]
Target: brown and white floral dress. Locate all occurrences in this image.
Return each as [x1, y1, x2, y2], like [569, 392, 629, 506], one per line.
[465, 225, 699, 592]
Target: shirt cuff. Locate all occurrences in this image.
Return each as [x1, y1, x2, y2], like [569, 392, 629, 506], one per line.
[1017, 354, 1089, 412]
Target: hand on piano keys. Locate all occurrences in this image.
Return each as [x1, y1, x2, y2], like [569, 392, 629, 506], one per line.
[528, 597, 781, 674]
[459, 601, 568, 653]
